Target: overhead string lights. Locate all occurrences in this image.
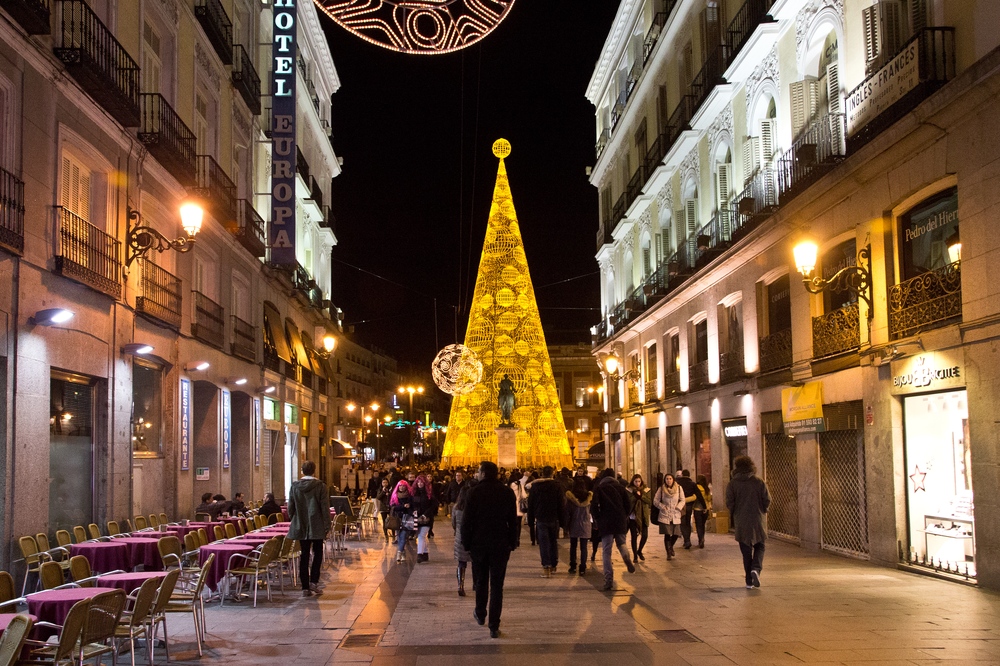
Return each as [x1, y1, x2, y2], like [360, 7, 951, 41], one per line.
[314, 0, 516, 54]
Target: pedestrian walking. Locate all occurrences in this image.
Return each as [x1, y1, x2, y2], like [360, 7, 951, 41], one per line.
[675, 470, 704, 549]
[694, 474, 712, 548]
[412, 474, 438, 562]
[390, 480, 415, 563]
[461, 461, 518, 638]
[725, 455, 771, 589]
[509, 470, 527, 548]
[591, 468, 635, 590]
[653, 473, 686, 560]
[527, 465, 565, 576]
[451, 480, 476, 596]
[524, 470, 540, 545]
[564, 476, 592, 575]
[627, 474, 651, 562]
[286, 460, 331, 597]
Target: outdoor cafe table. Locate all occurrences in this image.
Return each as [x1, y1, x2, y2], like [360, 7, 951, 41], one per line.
[171, 523, 219, 543]
[69, 541, 128, 573]
[0, 613, 36, 632]
[95, 571, 167, 594]
[233, 535, 275, 546]
[198, 543, 255, 592]
[26, 588, 106, 633]
[113, 537, 164, 571]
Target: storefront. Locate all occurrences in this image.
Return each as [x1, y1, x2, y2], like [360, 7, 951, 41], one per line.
[692, 421, 711, 485]
[893, 351, 974, 579]
[722, 418, 748, 479]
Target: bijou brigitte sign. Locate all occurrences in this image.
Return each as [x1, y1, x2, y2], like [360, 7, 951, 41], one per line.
[890, 351, 963, 395]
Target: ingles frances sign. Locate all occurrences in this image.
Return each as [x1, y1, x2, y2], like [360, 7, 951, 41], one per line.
[270, 0, 297, 265]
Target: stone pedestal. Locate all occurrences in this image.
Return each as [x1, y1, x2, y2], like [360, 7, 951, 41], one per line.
[496, 425, 517, 469]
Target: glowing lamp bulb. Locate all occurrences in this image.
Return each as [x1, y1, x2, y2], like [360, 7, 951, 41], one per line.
[794, 241, 818, 277]
[179, 202, 204, 237]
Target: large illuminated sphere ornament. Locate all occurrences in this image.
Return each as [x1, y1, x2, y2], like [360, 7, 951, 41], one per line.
[432, 344, 483, 396]
[315, 0, 515, 55]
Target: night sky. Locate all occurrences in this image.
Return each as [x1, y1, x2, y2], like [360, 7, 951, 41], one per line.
[321, 2, 620, 377]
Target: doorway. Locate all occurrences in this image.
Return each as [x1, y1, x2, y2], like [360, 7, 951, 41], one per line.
[50, 374, 95, 533]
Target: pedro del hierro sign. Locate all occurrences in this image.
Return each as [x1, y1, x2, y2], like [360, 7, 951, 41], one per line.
[270, 0, 297, 265]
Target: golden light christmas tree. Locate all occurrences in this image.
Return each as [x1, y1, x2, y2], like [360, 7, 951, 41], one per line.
[442, 139, 572, 468]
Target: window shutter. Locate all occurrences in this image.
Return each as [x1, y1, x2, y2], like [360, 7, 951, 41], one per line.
[760, 119, 776, 163]
[716, 164, 731, 209]
[863, 5, 880, 66]
[684, 198, 698, 236]
[654, 233, 662, 264]
[662, 226, 673, 257]
[743, 137, 760, 183]
[61, 153, 91, 222]
[673, 209, 685, 248]
[60, 155, 71, 212]
[826, 63, 842, 115]
[880, 1, 904, 59]
[701, 4, 722, 57]
[643, 247, 651, 276]
[79, 171, 90, 223]
[657, 86, 669, 132]
[790, 78, 820, 138]
[909, 0, 927, 34]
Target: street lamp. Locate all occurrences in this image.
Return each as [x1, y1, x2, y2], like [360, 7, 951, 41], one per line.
[347, 401, 380, 454]
[397, 385, 424, 462]
[793, 238, 873, 321]
[597, 344, 641, 409]
[124, 200, 204, 271]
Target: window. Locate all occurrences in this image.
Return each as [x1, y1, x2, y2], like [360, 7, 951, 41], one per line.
[700, 2, 725, 59]
[142, 21, 162, 94]
[790, 32, 841, 139]
[822, 238, 858, 312]
[694, 319, 709, 363]
[232, 274, 249, 321]
[60, 152, 92, 222]
[132, 359, 163, 456]
[634, 117, 648, 160]
[761, 274, 791, 335]
[714, 149, 732, 212]
[720, 300, 743, 354]
[577, 418, 590, 432]
[666, 332, 680, 375]
[646, 343, 658, 382]
[899, 188, 959, 280]
[0, 72, 16, 171]
[194, 89, 216, 157]
[574, 380, 589, 408]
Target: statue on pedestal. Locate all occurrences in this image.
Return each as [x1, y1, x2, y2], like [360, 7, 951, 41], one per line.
[498, 374, 515, 426]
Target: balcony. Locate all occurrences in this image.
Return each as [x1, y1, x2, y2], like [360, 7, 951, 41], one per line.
[663, 371, 681, 398]
[0, 166, 25, 255]
[730, 165, 777, 240]
[719, 348, 746, 384]
[643, 7, 674, 64]
[263, 347, 281, 374]
[54, 0, 140, 127]
[688, 45, 730, 115]
[194, 155, 237, 224]
[320, 205, 336, 232]
[192, 291, 224, 349]
[847, 28, 955, 152]
[231, 315, 256, 362]
[725, 0, 775, 59]
[55, 207, 121, 298]
[688, 360, 710, 392]
[611, 88, 628, 130]
[812, 302, 859, 358]
[0, 0, 50, 34]
[308, 175, 324, 209]
[229, 200, 266, 258]
[296, 147, 310, 181]
[232, 44, 261, 115]
[138, 93, 197, 186]
[759, 327, 792, 374]
[692, 208, 733, 266]
[596, 127, 611, 160]
[888, 261, 962, 339]
[776, 113, 846, 202]
[644, 379, 658, 403]
[136, 259, 181, 328]
[193, 0, 232, 65]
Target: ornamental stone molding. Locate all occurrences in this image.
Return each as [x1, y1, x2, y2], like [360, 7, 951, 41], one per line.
[656, 184, 673, 214]
[708, 104, 734, 154]
[155, 0, 179, 23]
[195, 42, 222, 89]
[745, 45, 779, 109]
[639, 210, 652, 235]
[234, 109, 252, 139]
[796, 0, 844, 64]
[680, 147, 700, 187]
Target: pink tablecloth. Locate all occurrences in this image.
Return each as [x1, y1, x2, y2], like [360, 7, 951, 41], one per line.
[69, 542, 128, 573]
[0, 613, 36, 631]
[170, 524, 219, 543]
[113, 537, 164, 571]
[26, 588, 106, 627]
[95, 571, 167, 594]
[198, 543, 255, 592]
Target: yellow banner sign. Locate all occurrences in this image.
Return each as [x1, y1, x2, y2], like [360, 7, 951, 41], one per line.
[782, 381, 826, 435]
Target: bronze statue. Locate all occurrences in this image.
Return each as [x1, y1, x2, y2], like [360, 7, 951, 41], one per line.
[498, 374, 515, 425]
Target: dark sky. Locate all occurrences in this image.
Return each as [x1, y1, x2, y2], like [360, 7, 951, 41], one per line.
[321, 2, 620, 376]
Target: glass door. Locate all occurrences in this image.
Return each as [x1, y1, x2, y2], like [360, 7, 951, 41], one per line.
[50, 374, 94, 533]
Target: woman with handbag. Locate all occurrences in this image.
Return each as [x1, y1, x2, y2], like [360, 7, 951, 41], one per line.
[412, 474, 438, 563]
[653, 474, 686, 560]
[627, 474, 652, 563]
[376, 477, 393, 543]
[390, 480, 415, 563]
[509, 470, 527, 548]
[451, 480, 475, 595]
[565, 476, 593, 575]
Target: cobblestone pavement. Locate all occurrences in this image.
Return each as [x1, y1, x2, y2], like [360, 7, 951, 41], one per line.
[161, 521, 1000, 665]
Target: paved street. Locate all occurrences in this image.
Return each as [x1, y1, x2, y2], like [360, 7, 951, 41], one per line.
[156, 520, 1000, 666]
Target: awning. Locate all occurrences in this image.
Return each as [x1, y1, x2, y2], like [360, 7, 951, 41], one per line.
[330, 439, 355, 457]
[285, 319, 311, 369]
[263, 303, 291, 363]
[300, 331, 326, 378]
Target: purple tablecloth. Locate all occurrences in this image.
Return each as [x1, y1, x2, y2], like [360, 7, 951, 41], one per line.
[170, 524, 219, 543]
[114, 537, 164, 571]
[95, 571, 167, 594]
[69, 542, 128, 573]
[26, 588, 106, 627]
[0, 613, 36, 632]
[198, 543, 255, 592]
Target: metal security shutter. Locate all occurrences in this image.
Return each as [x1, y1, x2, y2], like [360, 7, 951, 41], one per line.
[819, 401, 869, 558]
[762, 411, 799, 540]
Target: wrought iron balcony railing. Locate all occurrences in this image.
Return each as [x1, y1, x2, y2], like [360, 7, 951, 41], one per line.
[812, 302, 860, 358]
[0, 0, 51, 34]
[230, 200, 266, 258]
[730, 164, 778, 240]
[308, 175, 323, 209]
[688, 45, 730, 114]
[138, 93, 197, 186]
[56, 207, 121, 298]
[626, 165, 645, 207]
[643, 6, 674, 64]
[693, 208, 733, 266]
[663, 370, 681, 398]
[192, 291, 224, 349]
[54, 0, 140, 127]
[232, 44, 261, 115]
[688, 359, 710, 392]
[888, 261, 962, 339]
[776, 113, 846, 202]
[263, 346, 281, 373]
[296, 146, 310, 181]
[759, 327, 792, 374]
[595, 127, 611, 159]
[0, 166, 25, 255]
[644, 379, 659, 403]
[719, 348, 746, 384]
[136, 259, 181, 328]
[194, 155, 237, 224]
[725, 0, 776, 59]
[194, 0, 232, 65]
[231, 315, 256, 362]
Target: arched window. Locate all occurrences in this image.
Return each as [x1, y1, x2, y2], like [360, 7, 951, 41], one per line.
[640, 231, 653, 278]
[680, 177, 699, 264]
[744, 95, 777, 181]
[791, 28, 842, 145]
[658, 206, 673, 262]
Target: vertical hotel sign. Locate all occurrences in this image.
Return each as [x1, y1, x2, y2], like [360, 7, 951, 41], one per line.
[180, 378, 191, 471]
[222, 390, 231, 469]
[270, 0, 297, 265]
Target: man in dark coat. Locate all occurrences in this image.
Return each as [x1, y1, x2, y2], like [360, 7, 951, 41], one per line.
[259, 492, 283, 519]
[287, 461, 331, 596]
[725, 455, 771, 589]
[461, 461, 518, 638]
[526, 465, 565, 576]
[447, 469, 467, 504]
[675, 470, 705, 549]
[591, 468, 635, 590]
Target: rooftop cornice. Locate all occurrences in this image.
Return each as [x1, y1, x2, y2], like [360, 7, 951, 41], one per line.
[585, 0, 643, 105]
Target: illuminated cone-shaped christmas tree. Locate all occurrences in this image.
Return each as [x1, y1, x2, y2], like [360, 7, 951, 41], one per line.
[443, 140, 572, 468]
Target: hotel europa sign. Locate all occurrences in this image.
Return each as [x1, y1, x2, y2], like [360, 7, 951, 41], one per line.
[270, 0, 297, 266]
[847, 38, 920, 136]
[889, 350, 964, 395]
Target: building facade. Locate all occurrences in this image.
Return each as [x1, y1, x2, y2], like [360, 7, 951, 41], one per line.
[0, 0, 362, 573]
[549, 343, 606, 468]
[587, 0, 1000, 588]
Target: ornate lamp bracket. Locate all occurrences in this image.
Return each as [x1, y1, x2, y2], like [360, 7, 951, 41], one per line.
[802, 243, 874, 321]
[124, 207, 196, 272]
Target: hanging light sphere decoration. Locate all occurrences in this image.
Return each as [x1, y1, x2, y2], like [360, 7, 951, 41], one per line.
[431, 344, 483, 396]
[314, 0, 515, 55]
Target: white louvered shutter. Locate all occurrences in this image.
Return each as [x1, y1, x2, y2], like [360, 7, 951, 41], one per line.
[643, 247, 651, 276]
[880, 1, 904, 59]
[826, 63, 842, 115]
[863, 5, 880, 67]
[142, 21, 161, 94]
[662, 226, 673, 257]
[684, 198, 698, 236]
[654, 233, 662, 264]
[743, 137, 760, 184]
[790, 78, 819, 138]
[760, 119, 776, 164]
[674, 209, 685, 249]
[61, 154, 91, 222]
[716, 164, 731, 210]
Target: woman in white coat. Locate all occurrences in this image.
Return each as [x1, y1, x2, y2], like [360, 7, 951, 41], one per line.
[653, 473, 686, 560]
[509, 470, 528, 548]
